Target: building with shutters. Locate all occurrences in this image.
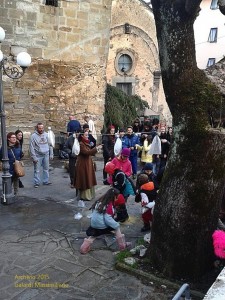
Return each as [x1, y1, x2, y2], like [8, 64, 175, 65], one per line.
[194, 0, 225, 69]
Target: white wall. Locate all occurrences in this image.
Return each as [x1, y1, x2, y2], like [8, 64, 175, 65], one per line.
[194, 0, 225, 69]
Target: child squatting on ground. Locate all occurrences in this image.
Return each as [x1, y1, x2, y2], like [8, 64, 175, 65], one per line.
[80, 188, 131, 254]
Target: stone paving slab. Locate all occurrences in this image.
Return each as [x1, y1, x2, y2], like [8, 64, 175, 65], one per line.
[0, 159, 169, 299]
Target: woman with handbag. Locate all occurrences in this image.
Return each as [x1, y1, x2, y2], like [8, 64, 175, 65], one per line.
[0, 132, 23, 195]
[15, 130, 24, 188]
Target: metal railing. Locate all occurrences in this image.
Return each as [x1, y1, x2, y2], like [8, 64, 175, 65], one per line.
[172, 283, 191, 300]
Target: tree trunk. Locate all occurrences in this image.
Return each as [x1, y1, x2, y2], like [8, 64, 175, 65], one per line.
[149, 0, 225, 281]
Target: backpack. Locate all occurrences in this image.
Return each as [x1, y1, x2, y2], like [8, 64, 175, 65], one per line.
[114, 171, 136, 197]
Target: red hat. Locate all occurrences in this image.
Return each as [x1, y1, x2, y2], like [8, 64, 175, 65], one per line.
[104, 162, 116, 175]
[121, 148, 130, 157]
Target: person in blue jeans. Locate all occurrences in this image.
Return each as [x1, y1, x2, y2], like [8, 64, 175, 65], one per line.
[29, 123, 53, 188]
[0, 132, 23, 195]
[123, 126, 140, 179]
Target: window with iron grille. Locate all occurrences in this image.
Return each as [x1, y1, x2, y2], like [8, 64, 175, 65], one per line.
[118, 54, 133, 73]
[210, 0, 218, 9]
[208, 28, 218, 43]
[116, 83, 132, 96]
[46, 0, 58, 7]
[207, 58, 215, 68]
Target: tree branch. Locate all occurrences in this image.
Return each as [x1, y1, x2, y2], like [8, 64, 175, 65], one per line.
[184, 0, 202, 15]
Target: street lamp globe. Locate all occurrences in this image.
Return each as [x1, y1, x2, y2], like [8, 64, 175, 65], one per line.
[0, 50, 3, 62]
[16, 52, 31, 68]
[0, 27, 5, 42]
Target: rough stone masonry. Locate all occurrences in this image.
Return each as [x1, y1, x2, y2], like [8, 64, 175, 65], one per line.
[0, 0, 113, 154]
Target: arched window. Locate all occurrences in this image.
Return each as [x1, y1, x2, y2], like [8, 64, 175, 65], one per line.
[118, 54, 133, 73]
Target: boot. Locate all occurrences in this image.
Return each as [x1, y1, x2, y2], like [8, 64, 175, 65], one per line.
[80, 238, 93, 254]
[141, 223, 151, 232]
[116, 234, 131, 251]
[19, 179, 24, 188]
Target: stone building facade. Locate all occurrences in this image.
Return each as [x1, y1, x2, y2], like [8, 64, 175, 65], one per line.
[0, 0, 112, 153]
[0, 0, 172, 155]
[106, 0, 172, 125]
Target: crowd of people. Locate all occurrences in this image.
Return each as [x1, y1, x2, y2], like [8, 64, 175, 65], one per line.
[2, 116, 225, 261]
[0, 115, 174, 254]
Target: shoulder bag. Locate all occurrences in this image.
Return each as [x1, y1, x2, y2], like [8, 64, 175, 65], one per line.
[11, 149, 25, 177]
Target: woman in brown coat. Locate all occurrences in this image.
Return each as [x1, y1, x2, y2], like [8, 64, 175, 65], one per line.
[74, 131, 101, 204]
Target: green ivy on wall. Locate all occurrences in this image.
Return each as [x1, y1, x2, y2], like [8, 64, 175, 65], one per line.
[104, 84, 149, 131]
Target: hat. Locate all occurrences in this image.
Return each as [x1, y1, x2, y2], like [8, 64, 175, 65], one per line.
[121, 148, 130, 157]
[104, 162, 116, 175]
[143, 163, 153, 171]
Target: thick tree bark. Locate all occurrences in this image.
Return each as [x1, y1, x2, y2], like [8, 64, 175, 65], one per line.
[218, 0, 225, 15]
[149, 0, 225, 281]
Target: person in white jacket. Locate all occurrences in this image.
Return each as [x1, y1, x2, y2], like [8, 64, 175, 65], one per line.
[83, 115, 97, 140]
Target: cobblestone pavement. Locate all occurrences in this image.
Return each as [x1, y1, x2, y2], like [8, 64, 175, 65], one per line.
[0, 158, 168, 300]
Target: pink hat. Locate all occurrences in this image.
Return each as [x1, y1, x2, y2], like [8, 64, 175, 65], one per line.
[121, 148, 130, 157]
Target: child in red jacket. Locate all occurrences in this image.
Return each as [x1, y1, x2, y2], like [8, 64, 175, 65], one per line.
[135, 174, 157, 232]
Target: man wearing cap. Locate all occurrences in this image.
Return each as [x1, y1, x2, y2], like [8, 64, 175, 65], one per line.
[123, 126, 140, 179]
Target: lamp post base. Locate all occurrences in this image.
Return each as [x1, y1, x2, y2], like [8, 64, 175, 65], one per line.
[1, 175, 16, 205]
[1, 193, 15, 205]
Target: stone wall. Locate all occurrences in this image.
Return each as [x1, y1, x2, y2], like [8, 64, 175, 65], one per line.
[0, 0, 113, 154]
[106, 0, 172, 125]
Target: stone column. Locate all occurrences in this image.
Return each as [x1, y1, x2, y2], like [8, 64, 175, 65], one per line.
[151, 70, 161, 112]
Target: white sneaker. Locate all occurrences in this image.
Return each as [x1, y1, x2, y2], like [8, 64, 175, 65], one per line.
[86, 213, 92, 219]
[74, 212, 83, 220]
[78, 200, 85, 208]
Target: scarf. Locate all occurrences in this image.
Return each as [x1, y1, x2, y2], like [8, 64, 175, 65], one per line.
[81, 136, 89, 144]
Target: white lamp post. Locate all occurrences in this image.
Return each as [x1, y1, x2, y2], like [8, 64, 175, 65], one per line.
[0, 26, 31, 204]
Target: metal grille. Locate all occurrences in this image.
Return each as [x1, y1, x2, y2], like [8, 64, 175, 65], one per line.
[45, 0, 58, 7]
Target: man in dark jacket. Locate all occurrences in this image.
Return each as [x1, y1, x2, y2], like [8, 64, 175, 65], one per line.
[123, 126, 140, 179]
[159, 126, 170, 170]
[150, 118, 160, 176]
[64, 131, 80, 188]
[67, 115, 81, 136]
[102, 125, 115, 183]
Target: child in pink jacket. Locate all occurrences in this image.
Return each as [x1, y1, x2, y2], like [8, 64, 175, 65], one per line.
[111, 148, 132, 176]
